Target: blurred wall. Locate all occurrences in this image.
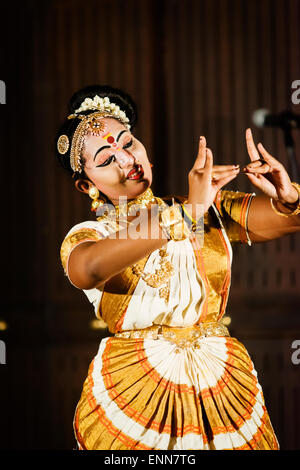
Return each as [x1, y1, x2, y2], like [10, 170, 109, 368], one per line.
[0, 0, 299, 449]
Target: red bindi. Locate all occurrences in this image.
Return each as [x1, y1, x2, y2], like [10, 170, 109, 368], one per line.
[107, 136, 115, 144]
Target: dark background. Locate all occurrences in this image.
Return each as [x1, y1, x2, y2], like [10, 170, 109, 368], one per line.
[0, 0, 299, 450]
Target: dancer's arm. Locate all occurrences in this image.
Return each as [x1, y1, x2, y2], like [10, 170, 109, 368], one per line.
[67, 207, 168, 290]
[246, 194, 300, 242]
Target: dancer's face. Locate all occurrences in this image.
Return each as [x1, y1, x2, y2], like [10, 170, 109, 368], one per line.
[76, 117, 152, 204]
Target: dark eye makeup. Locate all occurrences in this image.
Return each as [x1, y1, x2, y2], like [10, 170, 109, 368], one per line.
[96, 138, 133, 167]
[96, 155, 116, 167]
[123, 139, 133, 149]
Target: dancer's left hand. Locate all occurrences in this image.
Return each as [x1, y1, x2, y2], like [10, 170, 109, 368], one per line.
[243, 128, 298, 205]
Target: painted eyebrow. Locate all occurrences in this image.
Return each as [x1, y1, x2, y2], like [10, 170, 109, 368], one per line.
[93, 130, 129, 161]
[116, 130, 127, 141]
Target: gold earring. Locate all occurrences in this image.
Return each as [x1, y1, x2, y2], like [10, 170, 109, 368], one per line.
[88, 186, 105, 212]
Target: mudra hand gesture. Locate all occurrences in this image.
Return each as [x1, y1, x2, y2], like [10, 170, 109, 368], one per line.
[243, 128, 299, 206]
[186, 136, 240, 219]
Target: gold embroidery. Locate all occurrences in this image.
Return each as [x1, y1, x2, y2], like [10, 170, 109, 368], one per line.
[131, 248, 174, 303]
[115, 322, 230, 349]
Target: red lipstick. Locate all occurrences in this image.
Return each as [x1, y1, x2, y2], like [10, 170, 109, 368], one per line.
[126, 164, 144, 180]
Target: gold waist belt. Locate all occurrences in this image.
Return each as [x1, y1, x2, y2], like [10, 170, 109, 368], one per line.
[115, 322, 230, 350]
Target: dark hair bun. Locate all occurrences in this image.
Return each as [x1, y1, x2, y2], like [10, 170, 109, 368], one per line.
[55, 85, 138, 177]
[68, 84, 137, 128]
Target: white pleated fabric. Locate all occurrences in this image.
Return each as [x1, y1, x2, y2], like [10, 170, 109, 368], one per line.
[122, 238, 206, 330]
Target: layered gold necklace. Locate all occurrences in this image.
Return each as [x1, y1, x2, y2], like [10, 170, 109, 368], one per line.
[97, 187, 174, 302]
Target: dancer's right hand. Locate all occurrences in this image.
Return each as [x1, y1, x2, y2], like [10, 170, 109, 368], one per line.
[185, 136, 240, 220]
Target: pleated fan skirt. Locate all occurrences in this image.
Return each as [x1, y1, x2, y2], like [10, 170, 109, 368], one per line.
[74, 335, 279, 450]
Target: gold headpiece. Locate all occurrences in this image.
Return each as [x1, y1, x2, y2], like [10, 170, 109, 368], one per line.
[57, 95, 131, 173]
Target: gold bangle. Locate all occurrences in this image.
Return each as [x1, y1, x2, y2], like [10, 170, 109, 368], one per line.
[270, 182, 300, 217]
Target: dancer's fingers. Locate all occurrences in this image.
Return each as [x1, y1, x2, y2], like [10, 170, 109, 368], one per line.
[193, 136, 207, 169]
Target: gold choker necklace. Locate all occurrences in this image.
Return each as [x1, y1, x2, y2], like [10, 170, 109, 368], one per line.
[96, 187, 157, 221]
[115, 187, 156, 217]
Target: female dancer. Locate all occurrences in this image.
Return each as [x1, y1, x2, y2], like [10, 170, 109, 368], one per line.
[56, 85, 300, 450]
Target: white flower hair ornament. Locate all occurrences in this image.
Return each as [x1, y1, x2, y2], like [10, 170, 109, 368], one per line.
[73, 95, 130, 128]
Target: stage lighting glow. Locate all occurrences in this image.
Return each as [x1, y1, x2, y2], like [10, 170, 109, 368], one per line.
[0, 320, 8, 331]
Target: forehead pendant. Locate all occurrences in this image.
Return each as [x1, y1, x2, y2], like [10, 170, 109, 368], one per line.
[87, 118, 106, 136]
